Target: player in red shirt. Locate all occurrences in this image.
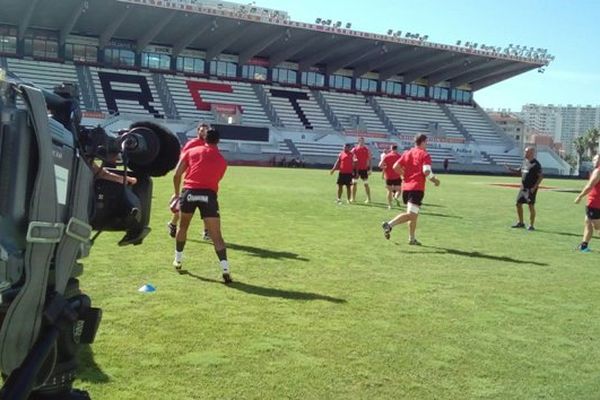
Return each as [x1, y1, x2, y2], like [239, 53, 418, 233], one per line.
[330, 143, 355, 204]
[381, 134, 440, 245]
[575, 154, 600, 252]
[168, 122, 211, 239]
[351, 137, 372, 204]
[378, 144, 402, 209]
[171, 129, 232, 283]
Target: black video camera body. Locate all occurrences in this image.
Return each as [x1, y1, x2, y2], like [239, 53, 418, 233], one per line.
[0, 74, 179, 399]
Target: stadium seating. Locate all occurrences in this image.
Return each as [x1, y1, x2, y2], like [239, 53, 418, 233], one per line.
[0, 56, 570, 174]
[5, 58, 84, 107]
[446, 104, 503, 144]
[264, 86, 334, 132]
[486, 153, 522, 166]
[163, 75, 270, 126]
[320, 91, 388, 134]
[294, 141, 344, 158]
[261, 141, 293, 156]
[88, 67, 165, 117]
[376, 97, 464, 140]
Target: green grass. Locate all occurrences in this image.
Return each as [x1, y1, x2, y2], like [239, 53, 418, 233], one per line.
[75, 167, 600, 399]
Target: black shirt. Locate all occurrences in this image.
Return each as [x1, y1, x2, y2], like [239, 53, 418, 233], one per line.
[521, 158, 542, 189]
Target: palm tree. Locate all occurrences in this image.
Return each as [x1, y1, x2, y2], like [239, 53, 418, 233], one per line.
[573, 135, 588, 174]
[584, 127, 600, 156]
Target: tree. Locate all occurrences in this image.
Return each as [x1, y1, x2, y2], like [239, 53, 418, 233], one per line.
[584, 127, 600, 156]
[573, 135, 588, 174]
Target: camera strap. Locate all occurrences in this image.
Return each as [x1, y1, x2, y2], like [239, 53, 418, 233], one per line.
[0, 85, 61, 375]
[54, 155, 93, 294]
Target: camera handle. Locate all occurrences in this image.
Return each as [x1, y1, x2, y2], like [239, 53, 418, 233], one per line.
[1, 294, 96, 400]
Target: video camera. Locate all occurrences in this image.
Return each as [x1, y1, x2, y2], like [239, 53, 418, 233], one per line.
[0, 71, 180, 399]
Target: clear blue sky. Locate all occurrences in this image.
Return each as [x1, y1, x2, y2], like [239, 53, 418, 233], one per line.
[254, 0, 600, 111]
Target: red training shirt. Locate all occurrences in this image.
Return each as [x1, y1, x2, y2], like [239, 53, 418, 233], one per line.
[352, 146, 370, 170]
[181, 137, 205, 153]
[181, 144, 227, 193]
[382, 151, 401, 180]
[398, 147, 432, 191]
[337, 151, 354, 174]
[588, 167, 600, 208]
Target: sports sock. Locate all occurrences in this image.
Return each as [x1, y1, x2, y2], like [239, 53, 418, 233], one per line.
[216, 249, 229, 272]
[175, 251, 183, 263]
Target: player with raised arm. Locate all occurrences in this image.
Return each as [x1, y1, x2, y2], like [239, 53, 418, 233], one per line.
[172, 129, 232, 283]
[381, 134, 440, 245]
[168, 122, 211, 240]
[574, 154, 600, 252]
[351, 137, 372, 204]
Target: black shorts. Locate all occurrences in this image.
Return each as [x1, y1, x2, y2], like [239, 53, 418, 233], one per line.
[516, 188, 537, 205]
[179, 189, 220, 218]
[337, 173, 353, 186]
[386, 178, 402, 187]
[403, 190, 425, 206]
[586, 206, 600, 220]
[353, 169, 369, 181]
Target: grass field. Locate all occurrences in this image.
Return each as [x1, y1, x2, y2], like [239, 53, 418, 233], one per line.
[75, 167, 600, 399]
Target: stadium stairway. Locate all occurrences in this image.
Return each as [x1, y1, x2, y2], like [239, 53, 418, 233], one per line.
[75, 65, 99, 111]
[438, 102, 473, 142]
[252, 83, 283, 127]
[153, 73, 178, 119]
[311, 89, 343, 131]
[265, 86, 335, 132]
[320, 91, 388, 134]
[367, 96, 397, 133]
[0, 56, 8, 72]
[283, 138, 302, 158]
[375, 97, 464, 140]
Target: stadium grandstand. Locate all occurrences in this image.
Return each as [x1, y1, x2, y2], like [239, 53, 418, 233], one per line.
[0, 0, 569, 174]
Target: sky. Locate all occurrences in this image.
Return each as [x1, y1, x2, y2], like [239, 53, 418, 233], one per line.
[252, 0, 600, 111]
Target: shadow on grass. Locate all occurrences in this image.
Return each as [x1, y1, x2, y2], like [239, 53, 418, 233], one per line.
[421, 245, 549, 266]
[421, 212, 462, 219]
[181, 271, 346, 303]
[77, 344, 110, 383]
[188, 240, 309, 262]
[535, 229, 581, 238]
[422, 203, 446, 208]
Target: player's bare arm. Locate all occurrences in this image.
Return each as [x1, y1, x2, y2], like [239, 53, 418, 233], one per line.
[330, 158, 340, 175]
[392, 160, 404, 176]
[173, 158, 187, 197]
[575, 169, 600, 204]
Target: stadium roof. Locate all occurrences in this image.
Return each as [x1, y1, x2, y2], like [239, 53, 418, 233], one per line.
[0, 0, 550, 90]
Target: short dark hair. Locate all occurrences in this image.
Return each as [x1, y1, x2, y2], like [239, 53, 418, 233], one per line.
[391, 145, 398, 150]
[206, 129, 220, 144]
[415, 134, 428, 146]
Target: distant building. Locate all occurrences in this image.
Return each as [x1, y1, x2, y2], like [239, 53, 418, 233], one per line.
[488, 111, 525, 148]
[520, 104, 600, 154]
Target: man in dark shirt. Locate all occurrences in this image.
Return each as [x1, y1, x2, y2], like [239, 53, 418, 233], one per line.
[505, 147, 543, 231]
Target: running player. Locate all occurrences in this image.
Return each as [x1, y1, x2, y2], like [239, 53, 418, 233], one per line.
[167, 122, 211, 240]
[574, 154, 600, 252]
[171, 129, 232, 283]
[381, 134, 440, 245]
[330, 143, 354, 204]
[378, 144, 402, 209]
[505, 147, 543, 231]
[351, 137, 372, 204]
